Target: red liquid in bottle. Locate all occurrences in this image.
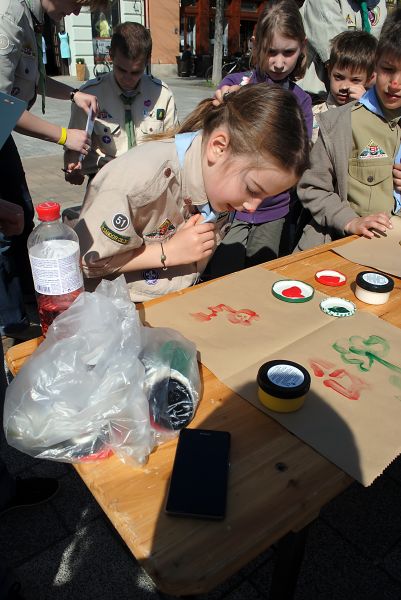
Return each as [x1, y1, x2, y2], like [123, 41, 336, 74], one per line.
[37, 289, 83, 335]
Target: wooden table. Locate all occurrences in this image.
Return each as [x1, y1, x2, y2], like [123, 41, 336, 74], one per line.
[7, 238, 401, 598]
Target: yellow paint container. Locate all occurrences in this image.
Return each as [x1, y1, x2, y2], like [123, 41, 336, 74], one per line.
[257, 360, 311, 413]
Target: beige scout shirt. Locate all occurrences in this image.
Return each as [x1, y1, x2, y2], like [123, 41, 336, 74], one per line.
[64, 71, 178, 175]
[0, 0, 41, 107]
[347, 103, 401, 216]
[76, 133, 217, 302]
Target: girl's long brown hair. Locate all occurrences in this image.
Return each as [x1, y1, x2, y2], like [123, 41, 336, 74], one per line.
[161, 83, 309, 178]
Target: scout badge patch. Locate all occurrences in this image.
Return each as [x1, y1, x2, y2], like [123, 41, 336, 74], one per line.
[359, 139, 387, 159]
[100, 213, 131, 244]
[143, 218, 176, 241]
[156, 108, 166, 120]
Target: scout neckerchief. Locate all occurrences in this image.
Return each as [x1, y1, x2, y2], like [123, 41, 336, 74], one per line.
[175, 131, 219, 223]
[360, 87, 401, 213]
[26, 1, 46, 113]
[356, 0, 371, 32]
[120, 93, 137, 149]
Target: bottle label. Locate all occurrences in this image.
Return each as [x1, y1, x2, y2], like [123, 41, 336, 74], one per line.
[29, 240, 83, 295]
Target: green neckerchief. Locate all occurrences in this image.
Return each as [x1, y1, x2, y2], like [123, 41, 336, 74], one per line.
[356, 0, 371, 32]
[27, 3, 46, 113]
[120, 94, 136, 149]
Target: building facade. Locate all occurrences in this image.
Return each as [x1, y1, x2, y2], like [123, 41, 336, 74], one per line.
[44, 0, 179, 80]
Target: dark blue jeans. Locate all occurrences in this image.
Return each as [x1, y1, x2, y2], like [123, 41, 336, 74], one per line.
[0, 136, 35, 334]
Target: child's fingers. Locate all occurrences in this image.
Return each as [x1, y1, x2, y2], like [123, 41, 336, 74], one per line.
[182, 213, 203, 227]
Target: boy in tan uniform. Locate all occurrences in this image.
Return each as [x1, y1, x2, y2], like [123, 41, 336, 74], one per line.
[65, 22, 178, 185]
[311, 30, 377, 144]
[296, 8, 401, 251]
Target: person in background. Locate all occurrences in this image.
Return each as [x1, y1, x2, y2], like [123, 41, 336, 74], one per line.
[75, 84, 310, 303]
[299, 0, 387, 102]
[207, 0, 312, 277]
[311, 31, 377, 143]
[64, 22, 178, 186]
[95, 11, 110, 38]
[295, 8, 401, 252]
[181, 43, 193, 76]
[0, 0, 102, 337]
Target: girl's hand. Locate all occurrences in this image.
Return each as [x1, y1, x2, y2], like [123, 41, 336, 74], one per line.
[212, 85, 241, 106]
[348, 84, 367, 101]
[72, 91, 99, 116]
[166, 214, 216, 265]
[393, 163, 401, 192]
[344, 212, 392, 238]
[65, 129, 91, 153]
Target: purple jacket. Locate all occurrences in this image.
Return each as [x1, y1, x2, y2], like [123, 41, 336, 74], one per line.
[218, 70, 313, 223]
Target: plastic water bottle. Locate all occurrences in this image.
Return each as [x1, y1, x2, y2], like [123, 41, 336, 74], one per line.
[28, 201, 84, 335]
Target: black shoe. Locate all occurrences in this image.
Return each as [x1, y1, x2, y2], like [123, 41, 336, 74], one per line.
[0, 477, 59, 516]
[6, 582, 26, 600]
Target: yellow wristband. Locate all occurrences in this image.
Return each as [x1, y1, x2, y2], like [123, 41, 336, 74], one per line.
[57, 127, 67, 146]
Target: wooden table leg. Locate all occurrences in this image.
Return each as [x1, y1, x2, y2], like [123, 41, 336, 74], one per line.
[268, 524, 310, 600]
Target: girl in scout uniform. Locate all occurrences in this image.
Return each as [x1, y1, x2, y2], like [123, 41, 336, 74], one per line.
[0, 0, 102, 334]
[64, 22, 178, 185]
[296, 8, 401, 251]
[75, 84, 310, 302]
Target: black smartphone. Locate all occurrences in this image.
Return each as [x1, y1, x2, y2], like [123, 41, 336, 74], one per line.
[165, 428, 231, 520]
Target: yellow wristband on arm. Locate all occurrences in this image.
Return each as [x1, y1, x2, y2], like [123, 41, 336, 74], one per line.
[57, 127, 67, 146]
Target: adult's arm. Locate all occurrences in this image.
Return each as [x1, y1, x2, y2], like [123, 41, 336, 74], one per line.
[45, 76, 98, 115]
[15, 109, 90, 153]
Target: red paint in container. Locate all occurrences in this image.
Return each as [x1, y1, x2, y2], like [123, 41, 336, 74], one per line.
[315, 269, 347, 287]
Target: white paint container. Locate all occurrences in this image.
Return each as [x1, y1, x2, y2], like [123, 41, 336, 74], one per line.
[355, 271, 394, 305]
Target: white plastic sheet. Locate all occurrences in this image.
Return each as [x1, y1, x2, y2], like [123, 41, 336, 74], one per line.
[4, 276, 200, 466]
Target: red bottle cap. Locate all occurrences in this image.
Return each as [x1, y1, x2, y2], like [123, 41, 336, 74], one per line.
[36, 201, 61, 222]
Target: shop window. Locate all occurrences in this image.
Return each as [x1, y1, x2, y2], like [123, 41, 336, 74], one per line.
[91, 0, 119, 63]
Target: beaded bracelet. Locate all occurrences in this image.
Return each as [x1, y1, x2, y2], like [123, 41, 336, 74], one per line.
[70, 88, 79, 103]
[57, 127, 67, 146]
[160, 241, 167, 271]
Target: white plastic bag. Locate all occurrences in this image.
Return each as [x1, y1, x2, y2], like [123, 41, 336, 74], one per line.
[3, 276, 200, 466]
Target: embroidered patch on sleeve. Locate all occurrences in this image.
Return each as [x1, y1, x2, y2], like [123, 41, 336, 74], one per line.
[143, 218, 176, 240]
[156, 108, 166, 120]
[359, 139, 388, 159]
[101, 222, 130, 244]
[0, 34, 10, 52]
[112, 213, 130, 231]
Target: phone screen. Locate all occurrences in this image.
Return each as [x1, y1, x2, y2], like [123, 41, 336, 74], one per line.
[165, 428, 231, 520]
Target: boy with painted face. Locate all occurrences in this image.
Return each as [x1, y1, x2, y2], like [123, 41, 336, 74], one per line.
[311, 30, 377, 144]
[296, 8, 401, 252]
[64, 22, 178, 185]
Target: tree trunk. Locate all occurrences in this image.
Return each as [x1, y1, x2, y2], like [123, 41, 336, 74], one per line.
[212, 0, 225, 86]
